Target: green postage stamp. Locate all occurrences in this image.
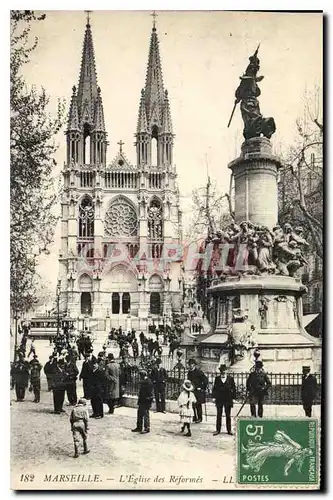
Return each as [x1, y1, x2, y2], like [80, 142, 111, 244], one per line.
[236, 418, 319, 488]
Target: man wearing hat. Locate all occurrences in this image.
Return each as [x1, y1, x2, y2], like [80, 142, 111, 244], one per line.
[151, 358, 167, 413]
[301, 366, 318, 417]
[246, 360, 271, 418]
[187, 358, 208, 423]
[79, 350, 97, 399]
[104, 353, 120, 414]
[52, 357, 67, 414]
[212, 364, 236, 435]
[132, 370, 154, 434]
[11, 352, 30, 402]
[69, 398, 90, 458]
[29, 354, 42, 403]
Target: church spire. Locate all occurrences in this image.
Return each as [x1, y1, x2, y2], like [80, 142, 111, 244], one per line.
[135, 13, 174, 168]
[161, 90, 173, 134]
[77, 19, 99, 127]
[66, 15, 108, 167]
[144, 16, 165, 128]
[67, 86, 80, 131]
[93, 86, 106, 132]
[137, 89, 148, 134]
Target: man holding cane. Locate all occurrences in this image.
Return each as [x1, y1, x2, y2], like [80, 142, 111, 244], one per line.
[246, 360, 271, 418]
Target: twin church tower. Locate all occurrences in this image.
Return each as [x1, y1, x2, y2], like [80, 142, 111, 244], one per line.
[58, 14, 183, 331]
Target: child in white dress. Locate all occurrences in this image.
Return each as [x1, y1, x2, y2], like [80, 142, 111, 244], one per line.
[177, 379, 197, 437]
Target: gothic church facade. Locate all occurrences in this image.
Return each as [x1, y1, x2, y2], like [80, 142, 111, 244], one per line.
[58, 17, 183, 331]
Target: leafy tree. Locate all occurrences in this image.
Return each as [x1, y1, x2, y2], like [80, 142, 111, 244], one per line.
[10, 10, 65, 313]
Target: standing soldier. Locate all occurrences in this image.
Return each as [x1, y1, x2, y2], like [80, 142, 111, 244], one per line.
[187, 359, 208, 423]
[151, 358, 167, 413]
[301, 366, 318, 417]
[212, 364, 236, 435]
[29, 354, 42, 403]
[104, 353, 120, 414]
[246, 360, 271, 418]
[70, 398, 90, 458]
[131, 370, 154, 434]
[11, 352, 30, 402]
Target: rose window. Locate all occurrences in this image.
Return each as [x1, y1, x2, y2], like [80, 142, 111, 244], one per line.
[105, 198, 138, 237]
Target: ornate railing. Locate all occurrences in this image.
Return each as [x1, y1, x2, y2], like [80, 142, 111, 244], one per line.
[122, 368, 321, 405]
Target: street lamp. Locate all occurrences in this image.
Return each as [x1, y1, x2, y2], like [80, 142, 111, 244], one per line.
[13, 311, 20, 362]
[56, 279, 61, 337]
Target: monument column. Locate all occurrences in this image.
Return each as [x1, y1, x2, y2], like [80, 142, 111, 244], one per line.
[229, 137, 281, 228]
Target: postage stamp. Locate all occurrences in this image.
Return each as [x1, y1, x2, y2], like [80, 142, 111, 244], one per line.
[236, 418, 319, 488]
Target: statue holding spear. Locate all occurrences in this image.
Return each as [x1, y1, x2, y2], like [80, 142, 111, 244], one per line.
[228, 45, 276, 140]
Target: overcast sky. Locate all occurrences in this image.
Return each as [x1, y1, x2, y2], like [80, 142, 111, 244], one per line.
[21, 10, 322, 291]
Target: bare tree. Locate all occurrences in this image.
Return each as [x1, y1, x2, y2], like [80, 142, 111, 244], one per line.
[278, 86, 323, 259]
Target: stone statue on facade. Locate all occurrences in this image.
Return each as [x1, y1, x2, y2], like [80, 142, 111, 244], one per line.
[228, 45, 276, 140]
[259, 298, 268, 328]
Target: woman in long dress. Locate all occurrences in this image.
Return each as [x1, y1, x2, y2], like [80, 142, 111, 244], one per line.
[177, 380, 196, 437]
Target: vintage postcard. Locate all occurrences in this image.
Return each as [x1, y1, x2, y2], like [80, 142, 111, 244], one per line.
[10, 9, 323, 491]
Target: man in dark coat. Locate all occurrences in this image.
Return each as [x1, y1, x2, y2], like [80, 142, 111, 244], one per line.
[246, 360, 271, 418]
[64, 354, 79, 405]
[44, 355, 56, 391]
[11, 352, 30, 401]
[131, 370, 154, 434]
[104, 353, 120, 414]
[79, 351, 97, 399]
[301, 366, 318, 417]
[212, 364, 236, 435]
[132, 338, 139, 360]
[90, 361, 105, 418]
[187, 358, 208, 423]
[29, 355, 42, 403]
[151, 358, 167, 413]
[51, 358, 67, 414]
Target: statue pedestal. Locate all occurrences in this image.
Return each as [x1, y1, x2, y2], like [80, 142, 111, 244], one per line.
[208, 272, 320, 373]
[228, 137, 282, 229]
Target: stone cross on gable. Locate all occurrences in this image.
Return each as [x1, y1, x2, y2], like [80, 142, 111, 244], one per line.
[117, 140, 125, 153]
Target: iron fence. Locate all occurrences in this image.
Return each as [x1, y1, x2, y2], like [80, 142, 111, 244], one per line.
[123, 369, 321, 405]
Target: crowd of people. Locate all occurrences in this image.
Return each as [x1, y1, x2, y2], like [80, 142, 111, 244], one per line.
[106, 325, 181, 360]
[10, 324, 319, 458]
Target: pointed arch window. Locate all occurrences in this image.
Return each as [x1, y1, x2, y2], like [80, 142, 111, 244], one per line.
[112, 293, 120, 314]
[122, 292, 131, 314]
[79, 196, 94, 238]
[83, 123, 91, 165]
[151, 125, 158, 166]
[81, 292, 92, 316]
[148, 199, 163, 240]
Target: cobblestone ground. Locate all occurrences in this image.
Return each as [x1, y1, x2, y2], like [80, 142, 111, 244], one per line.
[11, 339, 236, 491]
[11, 387, 236, 490]
[10, 339, 321, 491]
